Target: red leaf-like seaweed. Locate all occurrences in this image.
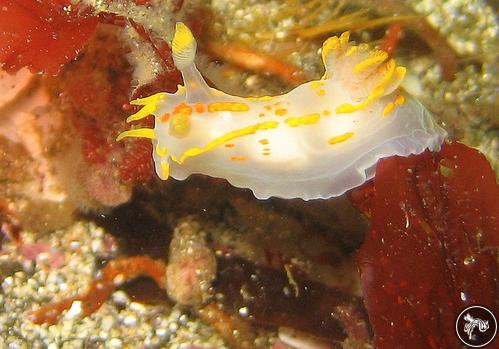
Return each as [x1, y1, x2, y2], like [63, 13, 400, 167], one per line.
[352, 142, 498, 349]
[0, 0, 97, 75]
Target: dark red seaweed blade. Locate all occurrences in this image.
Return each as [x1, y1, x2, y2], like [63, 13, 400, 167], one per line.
[354, 142, 498, 349]
[0, 0, 97, 75]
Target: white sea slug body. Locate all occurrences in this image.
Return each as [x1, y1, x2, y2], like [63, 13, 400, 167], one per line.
[118, 23, 446, 200]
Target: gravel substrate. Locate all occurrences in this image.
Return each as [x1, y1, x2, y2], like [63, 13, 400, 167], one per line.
[0, 222, 227, 349]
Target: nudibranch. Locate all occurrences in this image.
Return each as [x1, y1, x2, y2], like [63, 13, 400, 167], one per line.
[118, 23, 446, 200]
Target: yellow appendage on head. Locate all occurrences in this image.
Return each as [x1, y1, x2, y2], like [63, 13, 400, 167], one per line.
[172, 22, 196, 70]
[126, 93, 167, 122]
[116, 128, 155, 141]
[116, 93, 166, 141]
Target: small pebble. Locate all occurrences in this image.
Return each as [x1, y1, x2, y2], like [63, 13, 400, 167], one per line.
[168, 322, 179, 333]
[108, 337, 123, 348]
[155, 327, 170, 338]
[65, 301, 83, 319]
[123, 315, 137, 327]
[111, 290, 130, 306]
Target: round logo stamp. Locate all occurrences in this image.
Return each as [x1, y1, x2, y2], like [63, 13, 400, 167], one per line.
[455, 305, 497, 347]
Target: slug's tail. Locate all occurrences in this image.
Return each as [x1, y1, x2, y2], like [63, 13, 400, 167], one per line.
[172, 22, 197, 70]
[321, 32, 406, 113]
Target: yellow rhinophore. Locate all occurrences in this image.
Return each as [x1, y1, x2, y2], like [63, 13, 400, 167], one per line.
[126, 93, 167, 122]
[171, 22, 197, 70]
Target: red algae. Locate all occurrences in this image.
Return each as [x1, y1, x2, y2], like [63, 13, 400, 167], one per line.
[0, 1, 182, 192]
[117, 138, 155, 183]
[127, 19, 179, 74]
[351, 142, 499, 349]
[0, 0, 97, 75]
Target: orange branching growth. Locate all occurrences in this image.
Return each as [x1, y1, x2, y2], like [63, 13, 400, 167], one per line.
[29, 256, 166, 325]
[206, 42, 309, 86]
[381, 23, 403, 56]
[102, 255, 166, 288]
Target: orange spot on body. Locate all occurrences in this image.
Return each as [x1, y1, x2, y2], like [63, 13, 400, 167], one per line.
[159, 113, 170, 122]
[395, 94, 406, 106]
[194, 102, 206, 113]
[224, 143, 235, 148]
[264, 105, 272, 110]
[173, 102, 193, 115]
[259, 113, 266, 117]
[259, 139, 269, 145]
[275, 108, 287, 116]
[231, 155, 248, 161]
